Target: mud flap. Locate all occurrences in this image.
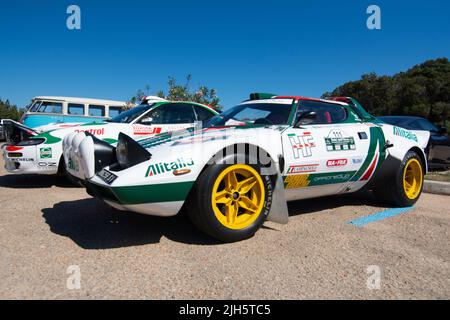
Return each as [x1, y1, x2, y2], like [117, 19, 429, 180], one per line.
[266, 173, 289, 224]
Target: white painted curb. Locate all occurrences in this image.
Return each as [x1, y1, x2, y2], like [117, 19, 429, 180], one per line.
[423, 180, 450, 196]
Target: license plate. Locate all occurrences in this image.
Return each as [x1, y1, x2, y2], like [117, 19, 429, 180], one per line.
[97, 169, 118, 184]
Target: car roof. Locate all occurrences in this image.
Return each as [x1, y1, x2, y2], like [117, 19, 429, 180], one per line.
[33, 96, 127, 105]
[244, 94, 348, 106]
[148, 100, 219, 114]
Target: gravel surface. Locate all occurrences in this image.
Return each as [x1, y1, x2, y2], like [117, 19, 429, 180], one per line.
[0, 153, 449, 299]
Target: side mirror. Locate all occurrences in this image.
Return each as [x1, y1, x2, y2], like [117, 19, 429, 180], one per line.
[295, 111, 317, 127]
[140, 117, 153, 125]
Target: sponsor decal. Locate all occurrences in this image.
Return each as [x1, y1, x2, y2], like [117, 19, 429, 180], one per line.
[40, 147, 52, 159]
[352, 158, 364, 164]
[13, 158, 34, 162]
[311, 172, 353, 184]
[326, 159, 348, 167]
[68, 157, 79, 172]
[325, 129, 356, 152]
[284, 171, 356, 189]
[132, 125, 162, 135]
[172, 135, 229, 146]
[284, 174, 310, 189]
[74, 128, 105, 135]
[38, 162, 57, 168]
[145, 158, 194, 177]
[393, 126, 418, 142]
[287, 164, 319, 174]
[288, 132, 316, 158]
[97, 169, 118, 184]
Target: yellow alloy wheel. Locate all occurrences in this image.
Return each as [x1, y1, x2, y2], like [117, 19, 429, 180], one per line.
[211, 164, 266, 230]
[403, 158, 423, 200]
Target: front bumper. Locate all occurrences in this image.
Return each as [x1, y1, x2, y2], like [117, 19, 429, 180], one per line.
[63, 132, 187, 217]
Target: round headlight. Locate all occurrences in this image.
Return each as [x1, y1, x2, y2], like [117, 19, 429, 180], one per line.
[116, 139, 128, 168]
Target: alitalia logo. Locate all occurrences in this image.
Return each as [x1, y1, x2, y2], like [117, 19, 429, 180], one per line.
[145, 158, 194, 177]
[393, 126, 418, 142]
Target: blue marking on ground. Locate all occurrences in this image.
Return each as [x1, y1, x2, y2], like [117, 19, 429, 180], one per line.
[348, 207, 415, 227]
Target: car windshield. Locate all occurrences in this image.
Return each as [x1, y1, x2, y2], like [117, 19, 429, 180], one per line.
[110, 104, 152, 123]
[205, 103, 292, 127]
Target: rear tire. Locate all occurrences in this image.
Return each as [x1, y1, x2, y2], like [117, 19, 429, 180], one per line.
[187, 161, 273, 242]
[373, 150, 424, 207]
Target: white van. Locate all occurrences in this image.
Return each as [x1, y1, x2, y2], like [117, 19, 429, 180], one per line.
[21, 96, 127, 129]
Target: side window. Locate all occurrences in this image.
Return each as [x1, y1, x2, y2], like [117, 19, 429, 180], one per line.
[68, 103, 85, 115]
[144, 104, 196, 124]
[88, 105, 105, 117]
[296, 100, 347, 125]
[194, 106, 215, 122]
[109, 106, 122, 118]
[37, 101, 63, 114]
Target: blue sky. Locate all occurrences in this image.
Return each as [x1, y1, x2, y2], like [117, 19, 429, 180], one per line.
[0, 0, 449, 109]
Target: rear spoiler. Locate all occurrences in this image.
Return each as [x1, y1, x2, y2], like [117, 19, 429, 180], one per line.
[1, 119, 38, 144]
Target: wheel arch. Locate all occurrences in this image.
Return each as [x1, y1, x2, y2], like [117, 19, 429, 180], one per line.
[198, 142, 281, 184]
[409, 146, 428, 174]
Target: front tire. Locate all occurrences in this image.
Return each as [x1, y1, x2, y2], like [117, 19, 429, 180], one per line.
[187, 162, 273, 242]
[373, 150, 424, 207]
[59, 156, 83, 187]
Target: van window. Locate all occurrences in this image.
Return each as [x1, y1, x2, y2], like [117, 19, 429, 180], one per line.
[37, 101, 63, 114]
[88, 105, 105, 117]
[68, 103, 85, 115]
[30, 100, 42, 112]
[109, 106, 122, 118]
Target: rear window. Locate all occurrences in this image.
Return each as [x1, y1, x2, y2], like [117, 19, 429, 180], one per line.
[68, 103, 85, 115]
[37, 101, 63, 114]
[109, 106, 123, 118]
[88, 105, 105, 117]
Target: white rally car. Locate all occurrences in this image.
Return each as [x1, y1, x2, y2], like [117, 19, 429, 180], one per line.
[64, 94, 429, 242]
[1, 98, 218, 178]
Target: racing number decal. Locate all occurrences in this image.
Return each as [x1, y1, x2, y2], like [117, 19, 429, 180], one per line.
[288, 132, 316, 158]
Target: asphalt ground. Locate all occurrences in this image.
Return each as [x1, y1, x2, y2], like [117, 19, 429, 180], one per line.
[0, 152, 449, 299]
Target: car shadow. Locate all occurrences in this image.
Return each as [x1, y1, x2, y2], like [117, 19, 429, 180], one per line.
[43, 191, 387, 250]
[0, 174, 76, 189]
[287, 191, 386, 217]
[42, 198, 221, 249]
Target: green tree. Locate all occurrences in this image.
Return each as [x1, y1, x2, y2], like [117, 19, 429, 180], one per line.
[130, 75, 222, 110]
[322, 58, 450, 130]
[0, 98, 23, 121]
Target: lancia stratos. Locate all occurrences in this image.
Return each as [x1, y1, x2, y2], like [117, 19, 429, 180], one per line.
[1, 97, 218, 179]
[63, 94, 430, 242]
